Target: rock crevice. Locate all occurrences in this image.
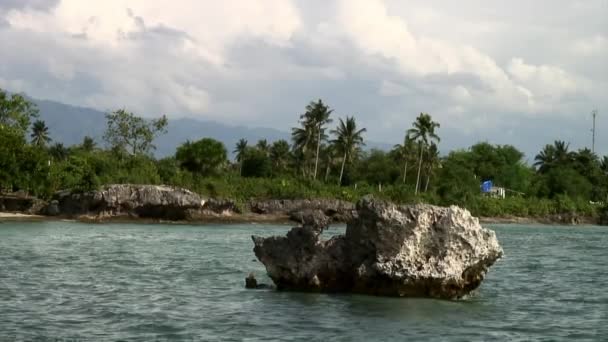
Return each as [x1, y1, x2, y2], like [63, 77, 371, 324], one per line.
[252, 197, 503, 299]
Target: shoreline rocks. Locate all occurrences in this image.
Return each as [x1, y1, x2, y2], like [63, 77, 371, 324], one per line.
[251, 197, 503, 299]
[249, 199, 355, 222]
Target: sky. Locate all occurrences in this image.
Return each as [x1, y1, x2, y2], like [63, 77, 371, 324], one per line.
[0, 0, 606, 160]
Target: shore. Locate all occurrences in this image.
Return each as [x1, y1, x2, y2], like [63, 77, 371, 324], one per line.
[0, 212, 47, 221]
[0, 210, 600, 226]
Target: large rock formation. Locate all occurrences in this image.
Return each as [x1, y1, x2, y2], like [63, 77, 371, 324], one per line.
[0, 194, 46, 214]
[48, 184, 241, 220]
[252, 197, 503, 299]
[52, 184, 204, 220]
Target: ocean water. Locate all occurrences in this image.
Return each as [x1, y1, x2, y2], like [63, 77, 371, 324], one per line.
[0, 221, 606, 341]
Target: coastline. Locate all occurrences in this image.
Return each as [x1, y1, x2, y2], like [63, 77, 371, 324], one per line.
[0, 210, 600, 227]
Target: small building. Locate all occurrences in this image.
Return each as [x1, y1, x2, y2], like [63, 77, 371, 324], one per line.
[481, 180, 506, 199]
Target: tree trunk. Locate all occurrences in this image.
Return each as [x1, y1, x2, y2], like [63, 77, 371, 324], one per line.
[339, 150, 347, 186]
[415, 143, 423, 195]
[402, 160, 408, 183]
[325, 160, 331, 182]
[425, 166, 432, 192]
[313, 128, 321, 180]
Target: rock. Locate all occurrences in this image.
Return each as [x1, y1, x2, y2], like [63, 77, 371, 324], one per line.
[245, 273, 258, 289]
[288, 209, 331, 232]
[45, 200, 60, 216]
[49, 184, 243, 221]
[202, 198, 241, 215]
[245, 273, 274, 290]
[0, 194, 47, 214]
[52, 184, 204, 220]
[250, 199, 355, 222]
[252, 197, 503, 299]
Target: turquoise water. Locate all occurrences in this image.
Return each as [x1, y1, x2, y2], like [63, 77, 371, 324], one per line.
[0, 221, 606, 341]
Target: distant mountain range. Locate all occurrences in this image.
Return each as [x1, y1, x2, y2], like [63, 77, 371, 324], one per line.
[33, 98, 391, 158]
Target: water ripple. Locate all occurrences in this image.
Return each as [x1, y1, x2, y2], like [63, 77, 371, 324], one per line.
[0, 222, 606, 341]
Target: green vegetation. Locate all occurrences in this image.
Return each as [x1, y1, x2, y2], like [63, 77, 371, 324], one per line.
[1, 88, 607, 220]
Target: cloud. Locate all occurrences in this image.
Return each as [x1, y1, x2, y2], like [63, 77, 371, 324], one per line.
[0, 0, 606, 158]
[0, 0, 59, 11]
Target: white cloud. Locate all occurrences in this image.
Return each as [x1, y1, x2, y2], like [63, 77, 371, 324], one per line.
[573, 35, 607, 56]
[0, 0, 606, 156]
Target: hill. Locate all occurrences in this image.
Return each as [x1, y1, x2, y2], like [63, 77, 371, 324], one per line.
[33, 98, 391, 158]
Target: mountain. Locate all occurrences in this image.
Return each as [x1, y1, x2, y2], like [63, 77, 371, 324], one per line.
[33, 98, 391, 158]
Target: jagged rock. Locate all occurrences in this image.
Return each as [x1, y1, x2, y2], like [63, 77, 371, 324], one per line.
[49, 184, 244, 221]
[0, 195, 47, 214]
[249, 199, 355, 222]
[245, 273, 259, 289]
[252, 197, 503, 299]
[52, 184, 204, 220]
[202, 198, 241, 215]
[45, 200, 60, 216]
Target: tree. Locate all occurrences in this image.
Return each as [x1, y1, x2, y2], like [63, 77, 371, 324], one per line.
[331, 116, 366, 185]
[436, 150, 479, 206]
[0, 89, 39, 134]
[49, 143, 69, 161]
[291, 123, 314, 177]
[256, 139, 270, 156]
[299, 100, 333, 180]
[81, 136, 97, 152]
[393, 135, 415, 184]
[241, 147, 272, 178]
[534, 140, 573, 174]
[103, 109, 168, 155]
[270, 140, 291, 175]
[407, 113, 440, 194]
[233, 139, 248, 176]
[175, 138, 227, 176]
[30, 120, 51, 147]
[354, 149, 400, 185]
[0, 125, 26, 192]
[423, 142, 440, 192]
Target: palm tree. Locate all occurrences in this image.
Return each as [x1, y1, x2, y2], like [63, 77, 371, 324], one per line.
[322, 144, 334, 182]
[331, 116, 366, 185]
[301, 100, 333, 180]
[424, 143, 440, 192]
[534, 140, 573, 173]
[256, 139, 270, 156]
[270, 140, 291, 174]
[291, 124, 314, 176]
[534, 144, 555, 173]
[233, 139, 248, 175]
[49, 143, 68, 161]
[393, 135, 415, 184]
[553, 140, 573, 165]
[407, 113, 440, 194]
[30, 120, 51, 147]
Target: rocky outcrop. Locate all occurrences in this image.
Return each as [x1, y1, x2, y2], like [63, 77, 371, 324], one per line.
[252, 197, 503, 299]
[51, 184, 204, 220]
[0, 194, 46, 214]
[250, 199, 355, 222]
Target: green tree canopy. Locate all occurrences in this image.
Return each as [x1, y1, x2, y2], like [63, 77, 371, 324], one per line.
[270, 140, 291, 174]
[0, 89, 38, 135]
[103, 109, 168, 155]
[241, 147, 272, 178]
[175, 138, 227, 176]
